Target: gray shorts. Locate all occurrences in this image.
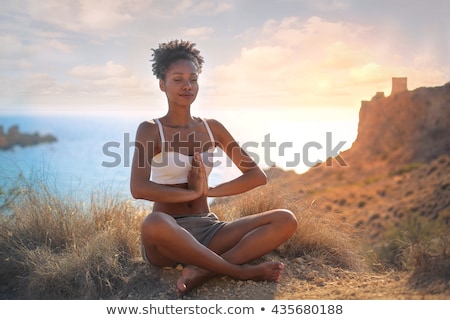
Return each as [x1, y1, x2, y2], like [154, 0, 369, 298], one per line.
[141, 212, 227, 264]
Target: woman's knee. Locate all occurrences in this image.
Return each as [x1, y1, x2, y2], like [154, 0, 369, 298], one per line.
[141, 212, 175, 241]
[274, 209, 298, 233]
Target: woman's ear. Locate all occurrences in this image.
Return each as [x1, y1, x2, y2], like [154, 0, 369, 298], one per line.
[159, 79, 166, 92]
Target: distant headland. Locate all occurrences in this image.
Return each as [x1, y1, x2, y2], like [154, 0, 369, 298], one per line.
[0, 125, 57, 150]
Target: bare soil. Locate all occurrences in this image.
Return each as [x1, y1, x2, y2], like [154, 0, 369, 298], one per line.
[118, 253, 450, 300]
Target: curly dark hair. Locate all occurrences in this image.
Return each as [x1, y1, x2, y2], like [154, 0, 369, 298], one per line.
[150, 40, 204, 80]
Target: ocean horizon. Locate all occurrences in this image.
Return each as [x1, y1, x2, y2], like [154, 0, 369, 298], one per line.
[0, 105, 359, 203]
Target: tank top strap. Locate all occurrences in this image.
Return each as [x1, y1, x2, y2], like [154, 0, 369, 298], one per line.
[154, 118, 166, 150]
[201, 118, 215, 146]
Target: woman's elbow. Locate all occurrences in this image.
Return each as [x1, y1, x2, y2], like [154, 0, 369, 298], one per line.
[130, 186, 141, 199]
[130, 180, 145, 200]
[255, 167, 267, 186]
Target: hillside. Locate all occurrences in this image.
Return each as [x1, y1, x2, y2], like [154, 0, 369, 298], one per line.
[267, 81, 450, 243]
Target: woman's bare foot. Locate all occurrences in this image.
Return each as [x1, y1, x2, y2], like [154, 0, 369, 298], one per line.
[176, 261, 285, 297]
[243, 261, 285, 282]
[176, 265, 213, 298]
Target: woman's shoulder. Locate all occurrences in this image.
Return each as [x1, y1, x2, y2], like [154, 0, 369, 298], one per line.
[137, 119, 159, 129]
[135, 119, 160, 139]
[201, 118, 233, 143]
[201, 117, 226, 130]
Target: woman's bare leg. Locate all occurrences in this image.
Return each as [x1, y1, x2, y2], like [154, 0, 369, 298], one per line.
[141, 211, 291, 294]
[176, 209, 298, 295]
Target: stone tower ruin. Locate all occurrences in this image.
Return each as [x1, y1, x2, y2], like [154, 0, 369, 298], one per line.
[391, 77, 408, 95]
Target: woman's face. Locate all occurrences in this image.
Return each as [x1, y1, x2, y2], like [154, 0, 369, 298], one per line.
[160, 59, 199, 107]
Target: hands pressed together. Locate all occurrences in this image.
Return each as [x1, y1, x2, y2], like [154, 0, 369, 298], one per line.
[187, 153, 209, 198]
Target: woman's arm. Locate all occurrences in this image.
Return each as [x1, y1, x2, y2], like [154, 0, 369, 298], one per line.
[206, 119, 267, 198]
[129, 121, 205, 203]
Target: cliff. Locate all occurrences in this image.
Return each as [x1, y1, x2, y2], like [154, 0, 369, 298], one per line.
[266, 80, 450, 242]
[0, 125, 57, 150]
[288, 80, 450, 180]
[346, 82, 450, 168]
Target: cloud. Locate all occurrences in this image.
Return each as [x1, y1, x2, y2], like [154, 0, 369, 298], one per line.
[0, 72, 63, 101]
[179, 27, 215, 40]
[210, 45, 295, 96]
[68, 61, 155, 98]
[349, 63, 387, 83]
[206, 16, 448, 107]
[70, 61, 132, 80]
[312, 0, 350, 11]
[78, 0, 133, 30]
[26, 0, 135, 33]
[0, 35, 35, 59]
[43, 39, 74, 53]
[191, 0, 233, 15]
[13, 0, 231, 37]
[322, 41, 367, 69]
[261, 16, 369, 48]
[170, 0, 233, 16]
[2, 2, 447, 112]
[1, 60, 153, 108]
[209, 16, 375, 106]
[25, 73, 61, 95]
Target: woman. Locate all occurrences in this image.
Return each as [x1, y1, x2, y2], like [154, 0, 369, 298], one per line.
[130, 40, 297, 297]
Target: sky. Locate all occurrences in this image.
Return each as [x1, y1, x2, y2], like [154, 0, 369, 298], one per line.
[0, 0, 449, 115]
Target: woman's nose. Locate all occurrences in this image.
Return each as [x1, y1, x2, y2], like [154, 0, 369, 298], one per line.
[182, 80, 192, 89]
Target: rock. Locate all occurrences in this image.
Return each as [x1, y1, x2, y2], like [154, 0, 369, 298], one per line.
[315, 277, 326, 286]
[305, 272, 315, 280]
[294, 257, 305, 264]
[176, 264, 184, 271]
[344, 82, 450, 166]
[0, 125, 57, 150]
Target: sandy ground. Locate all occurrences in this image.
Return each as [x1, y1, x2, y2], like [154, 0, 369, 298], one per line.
[118, 253, 450, 300]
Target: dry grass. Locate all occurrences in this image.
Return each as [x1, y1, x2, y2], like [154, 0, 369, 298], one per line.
[0, 175, 146, 299]
[211, 182, 367, 271]
[375, 209, 450, 270]
[2, 172, 445, 299]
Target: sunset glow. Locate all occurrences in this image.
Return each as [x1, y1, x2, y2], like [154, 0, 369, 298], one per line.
[0, 1, 448, 114]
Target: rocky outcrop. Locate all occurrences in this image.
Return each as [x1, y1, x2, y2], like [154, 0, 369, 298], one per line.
[0, 125, 57, 150]
[264, 80, 450, 244]
[344, 81, 450, 168]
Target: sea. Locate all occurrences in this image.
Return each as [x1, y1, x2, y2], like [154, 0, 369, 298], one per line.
[0, 106, 360, 204]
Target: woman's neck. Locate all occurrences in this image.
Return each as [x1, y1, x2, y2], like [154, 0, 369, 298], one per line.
[162, 106, 196, 128]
